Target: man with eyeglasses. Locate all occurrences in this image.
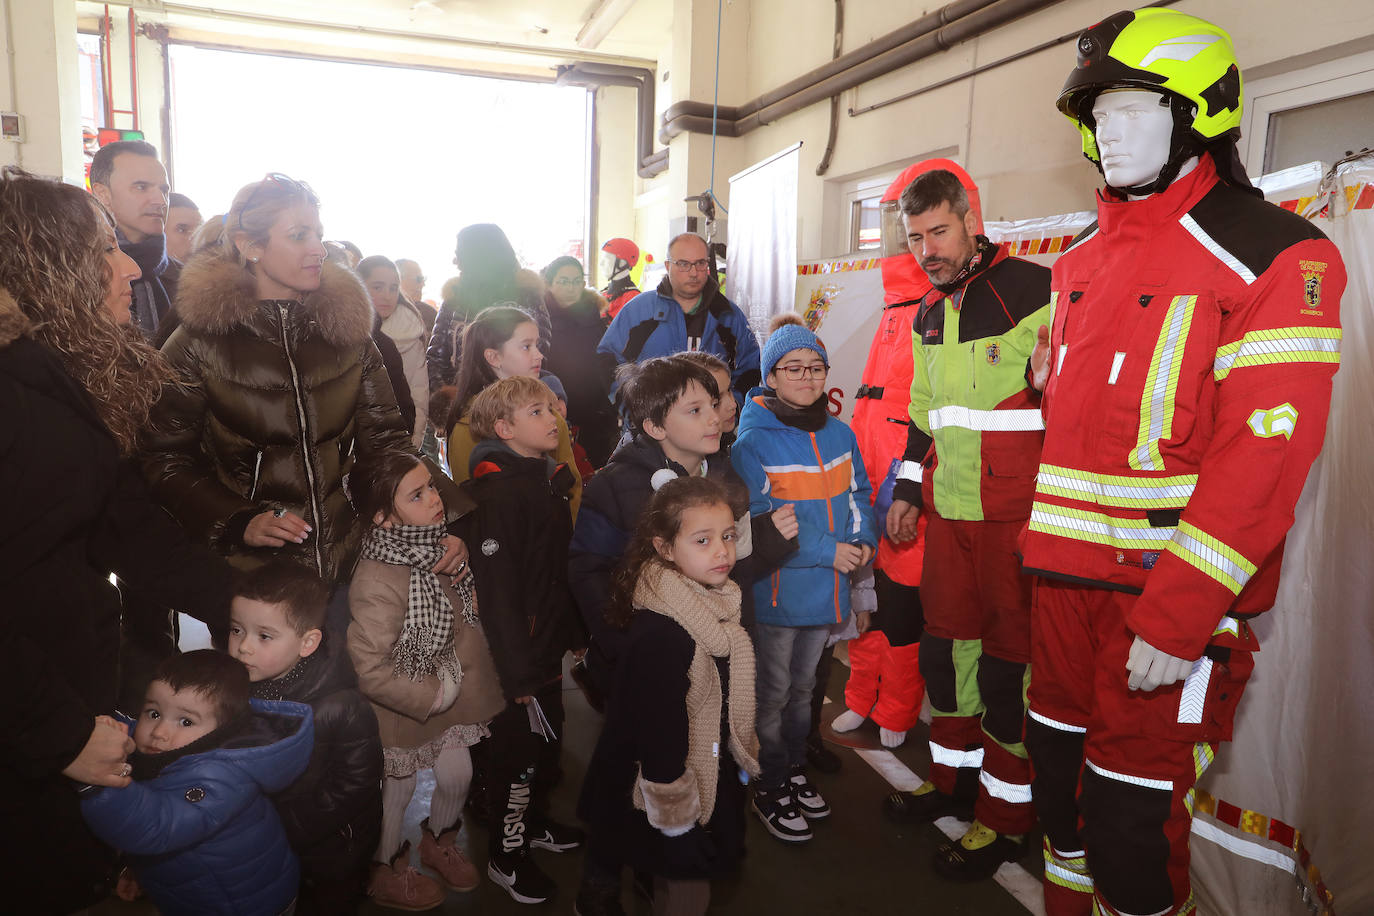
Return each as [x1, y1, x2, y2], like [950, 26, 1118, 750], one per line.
[882, 168, 1051, 881]
[597, 232, 761, 406]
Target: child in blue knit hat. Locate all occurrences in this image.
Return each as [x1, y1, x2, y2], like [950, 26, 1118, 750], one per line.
[730, 321, 877, 844]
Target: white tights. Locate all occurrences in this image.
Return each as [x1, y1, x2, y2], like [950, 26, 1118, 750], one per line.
[375, 744, 474, 862]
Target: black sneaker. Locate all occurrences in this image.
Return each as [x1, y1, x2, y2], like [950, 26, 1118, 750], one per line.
[788, 766, 830, 819]
[528, 818, 585, 852]
[573, 884, 627, 916]
[931, 821, 1026, 882]
[752, 781, 812, 843]
[488, 853, 556, 904]
[805, 734, 843, 773]
[883, 780, 975, 824]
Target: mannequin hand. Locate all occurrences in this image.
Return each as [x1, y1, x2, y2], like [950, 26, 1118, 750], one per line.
[1030, 324, 1052, 392]
[771, 503, 799, 540]
[62, 717, 136, 787]
[1126, 635, 1194, 691]
[886, 499, 920, 543]
[244, 510, 311, 547]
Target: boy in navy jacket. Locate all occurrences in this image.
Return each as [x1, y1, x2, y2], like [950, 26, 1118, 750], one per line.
[81, 650, 313, 916]
[730, 324, 877, 844]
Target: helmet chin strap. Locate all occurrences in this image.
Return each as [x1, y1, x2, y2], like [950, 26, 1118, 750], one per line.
[1101, 94, 1205, 197]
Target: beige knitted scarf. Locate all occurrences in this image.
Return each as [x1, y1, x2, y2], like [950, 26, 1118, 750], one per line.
[631, 562, 761, 824]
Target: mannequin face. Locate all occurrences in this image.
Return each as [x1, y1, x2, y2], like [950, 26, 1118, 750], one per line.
[1091, 89, 1176, 191]
[599, 251, 618, 282]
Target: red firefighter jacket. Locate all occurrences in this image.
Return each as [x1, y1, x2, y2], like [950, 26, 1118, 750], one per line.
[1020, 154, 1345, 660]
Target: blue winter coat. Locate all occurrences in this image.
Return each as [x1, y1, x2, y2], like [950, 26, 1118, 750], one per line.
[731, 391, 877, 627]
[596, 277, 762, 404]
[81, 699, 314, 916]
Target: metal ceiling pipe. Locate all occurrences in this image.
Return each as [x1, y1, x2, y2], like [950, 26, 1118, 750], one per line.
[556, 61, 668, 178]
[659, 0, 999, 130]
[660, 0, 1062, 143]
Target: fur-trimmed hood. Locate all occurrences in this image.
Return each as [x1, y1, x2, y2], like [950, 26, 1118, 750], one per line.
[0, 288, 31, 348]
[174, 253, 374, 347]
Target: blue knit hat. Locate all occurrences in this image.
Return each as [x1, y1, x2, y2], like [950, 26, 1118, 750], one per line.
[540, 372, 568, 403]
[761, 324, 829, 379]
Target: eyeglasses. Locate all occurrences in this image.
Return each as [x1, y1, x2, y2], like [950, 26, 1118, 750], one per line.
[552, 276, 584, 287]
[236, 173, 315, 231]
[776, 364, 828, 380]
[669, 258, 711, 273]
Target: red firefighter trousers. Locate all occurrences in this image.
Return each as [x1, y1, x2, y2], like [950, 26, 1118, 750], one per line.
[919, 514, 1035, 835]
[1025, 578, 1254, 916]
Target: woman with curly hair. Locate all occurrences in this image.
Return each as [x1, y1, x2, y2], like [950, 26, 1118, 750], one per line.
[142, 173, 467, 586]
[0, 167, 234, 914]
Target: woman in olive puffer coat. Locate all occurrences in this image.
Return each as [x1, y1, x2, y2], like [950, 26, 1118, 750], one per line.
[144, 176, 464, 584]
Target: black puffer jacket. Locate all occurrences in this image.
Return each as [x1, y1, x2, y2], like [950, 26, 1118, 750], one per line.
[458, 441, 577, 701]
[255, 631, 382, 887]
[425, 267, 550, 393]
[542, 288, 618, 468]
[0, 291, 232, 914]
[144, 255, 412, 582]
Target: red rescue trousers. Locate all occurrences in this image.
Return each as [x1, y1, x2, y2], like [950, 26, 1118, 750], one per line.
[919, 514, 1035, 835]
[843, 629, 925, 733]
[1025, 578, 1254, 916]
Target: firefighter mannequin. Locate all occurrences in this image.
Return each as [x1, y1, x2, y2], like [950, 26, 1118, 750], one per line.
[883, 166, 1051, 880]
[599, 237, 648, 319]
[833, 160, 984, 750]
[1022, 10, 1345, 916]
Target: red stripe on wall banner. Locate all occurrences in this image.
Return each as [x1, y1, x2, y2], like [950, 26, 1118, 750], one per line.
[1355, 183, 1374, 210]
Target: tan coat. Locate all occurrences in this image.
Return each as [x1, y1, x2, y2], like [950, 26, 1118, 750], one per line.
[347, 557, 505, 749]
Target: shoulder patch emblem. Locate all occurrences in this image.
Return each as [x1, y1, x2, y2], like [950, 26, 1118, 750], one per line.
[985, 342, 1001, 365]
[1300, 259, 1327, 315]
[1247, 403, 1298, 440]
[481, 538, 499, 556]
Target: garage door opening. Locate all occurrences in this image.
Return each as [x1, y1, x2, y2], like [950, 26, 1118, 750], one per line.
[166, 44, 591, 295]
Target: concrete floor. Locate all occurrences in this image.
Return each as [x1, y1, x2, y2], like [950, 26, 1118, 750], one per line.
[95, 642, 1044, 915]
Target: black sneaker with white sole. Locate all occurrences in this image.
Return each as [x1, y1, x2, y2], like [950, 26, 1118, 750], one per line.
[487, 852, 556, 904]
[788, 766, 830, 819]
[527, 817, 585, 852]
[752, 780, 812, 843]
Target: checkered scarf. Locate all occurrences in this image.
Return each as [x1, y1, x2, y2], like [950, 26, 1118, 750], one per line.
[360, 522, 469, 683]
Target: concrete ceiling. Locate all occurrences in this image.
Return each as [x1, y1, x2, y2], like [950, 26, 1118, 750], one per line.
[119, 0, 669, 70]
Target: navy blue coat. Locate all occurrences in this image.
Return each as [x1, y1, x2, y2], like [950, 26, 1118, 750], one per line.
[81, 699, 314, 916]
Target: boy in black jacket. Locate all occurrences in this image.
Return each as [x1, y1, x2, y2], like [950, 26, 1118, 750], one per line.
[462, 375, 584, 905]
[228, 560, 383, 915]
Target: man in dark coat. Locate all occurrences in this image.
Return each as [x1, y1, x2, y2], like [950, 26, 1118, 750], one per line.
[90, 140, 177, 336]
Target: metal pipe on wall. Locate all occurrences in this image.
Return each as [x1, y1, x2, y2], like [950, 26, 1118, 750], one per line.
[659, 0, 1062, 143]
[556, 61, 668, 178]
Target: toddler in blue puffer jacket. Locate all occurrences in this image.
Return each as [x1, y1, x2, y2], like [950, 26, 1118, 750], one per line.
[81, 649, 313, 916]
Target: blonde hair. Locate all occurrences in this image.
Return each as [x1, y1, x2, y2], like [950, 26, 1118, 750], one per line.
[221, 176, 320, 266]
[469, 375, 554, 441]
[189, 214, 225, 256]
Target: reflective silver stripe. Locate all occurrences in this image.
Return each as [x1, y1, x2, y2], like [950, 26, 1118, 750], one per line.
[1045, 861, 1094, 891]
[1085, 759, 1173, 792]
[929, 742, 985, 770]
[1063, 227, 1098, 255]
[927, 405, 1044, 432]
[1213, 331, 1342, 379]
[1131, 294, 1196, 471]
[1056, 344, 1068, 375]
[1035, 465, 1196, 509]
[1177, 657, 1213, 725]
[1029, 503, 1177, 550]
[1028, 708, 1087, 734]
[979, 770, 1033, 805]
[1212, 616, 1240, 638]
[1169, 522, 1256, 595]
[897, 460, 923, 483]
[1109, 351, 1126, 385]
[1179, 214, 1257, 285]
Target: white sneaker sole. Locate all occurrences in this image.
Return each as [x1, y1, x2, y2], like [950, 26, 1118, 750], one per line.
[751, 802, 812, 843]
[487, 863, 551, 904]
[796, 802, 831, 820]
[529, 831, 582, 852]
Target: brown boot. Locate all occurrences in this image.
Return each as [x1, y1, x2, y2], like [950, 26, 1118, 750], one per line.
[419, 819, 480, 892]
[368, 840, 445, 911]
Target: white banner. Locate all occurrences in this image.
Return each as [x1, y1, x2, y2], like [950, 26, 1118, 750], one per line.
[727, 143, 801, 347]
[791, 256, 886, 422]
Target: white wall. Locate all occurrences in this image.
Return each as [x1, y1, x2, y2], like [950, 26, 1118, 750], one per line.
[623, 0, 1374, 261]
[2, 0, 84, 180]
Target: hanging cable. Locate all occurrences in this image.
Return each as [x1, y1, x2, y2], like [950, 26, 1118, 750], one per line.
[705, 0, 728, 214]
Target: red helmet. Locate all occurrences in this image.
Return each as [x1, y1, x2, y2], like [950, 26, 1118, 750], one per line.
[601, 237, 641, 269]
[879, 159, 984, 306]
